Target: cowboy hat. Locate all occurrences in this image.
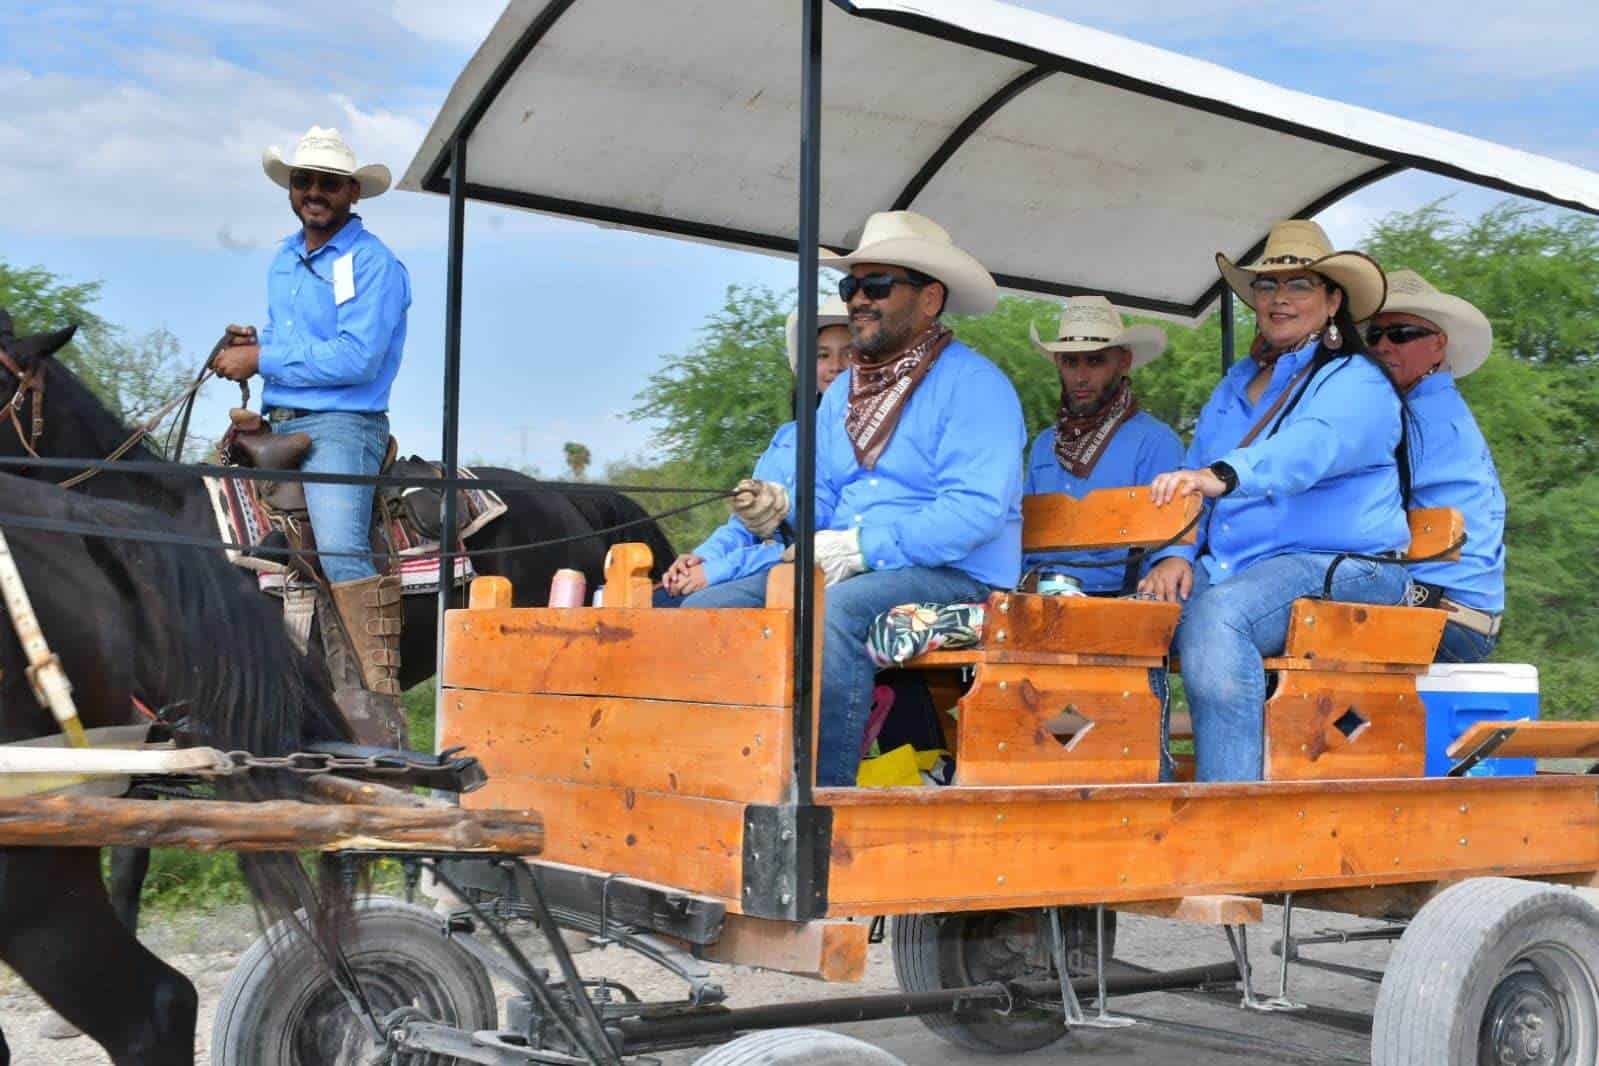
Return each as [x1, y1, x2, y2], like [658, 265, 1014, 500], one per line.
[262, 126, 391, 198]
[819, 211, 998, 317]
[785, 296, 851, 373]
[1029, 295, 1166, 369]
[1372, 269, 1492, 378]
[1217, 219, 1386, 321]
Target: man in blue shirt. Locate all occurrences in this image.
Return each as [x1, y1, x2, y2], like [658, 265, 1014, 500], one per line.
[1366, 270, 1505, 662]
[1024, 295, 1183, 594]
[685, 211, 1024, 787]
[213, 126, 411, 745]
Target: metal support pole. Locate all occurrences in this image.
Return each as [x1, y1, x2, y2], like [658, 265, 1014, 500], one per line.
[1220, 287, 1236, 372]
[435, 140, 468, 747]
[790, 0, 823, 805]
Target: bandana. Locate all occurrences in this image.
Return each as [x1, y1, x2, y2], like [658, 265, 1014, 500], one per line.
[845, 323, 952, 469]
[1052, 377, 1138, 478]
[1249, 328, 1320, 369]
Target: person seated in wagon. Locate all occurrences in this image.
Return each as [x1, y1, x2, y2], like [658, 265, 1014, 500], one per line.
[1141, 220, 1412, 782]
[658, 297, 854, 601]
[685, 210, 1025, 788]
[1023, 295, 1183, 596]
[1366, 270, 1505, 663]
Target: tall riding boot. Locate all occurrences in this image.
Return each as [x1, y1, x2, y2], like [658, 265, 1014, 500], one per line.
[328, 574, 408, 749]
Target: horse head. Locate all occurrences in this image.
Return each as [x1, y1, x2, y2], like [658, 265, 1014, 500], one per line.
[0, 307, 78, 365]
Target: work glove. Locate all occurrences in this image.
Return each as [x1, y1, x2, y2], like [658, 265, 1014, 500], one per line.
[731, 479, 789, 539]
[815, 528, 868, 586]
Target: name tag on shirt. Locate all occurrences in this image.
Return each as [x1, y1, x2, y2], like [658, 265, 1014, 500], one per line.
[332, 253, 356, 306]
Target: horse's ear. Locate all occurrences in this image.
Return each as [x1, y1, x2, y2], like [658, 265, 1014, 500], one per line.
[12, 324, 78, 362]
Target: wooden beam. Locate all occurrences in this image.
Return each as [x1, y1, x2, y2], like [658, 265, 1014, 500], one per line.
[1407, 508, 1464, 562]
[983, 592, 1179, 659]
[1282, 600, 1446, 666]
[303, 774, 443, 809]
[1022, 488, 1200, 553]
[1447, 721, 1599, 760]
[1118, 895, 1262, 925]
[699, 915, 869, 982]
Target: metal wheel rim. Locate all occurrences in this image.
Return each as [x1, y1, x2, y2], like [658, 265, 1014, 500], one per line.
[1480, 941, 1599, 1066]
[287, 957, 463, 1065]
[946, 912, 1055, 1023]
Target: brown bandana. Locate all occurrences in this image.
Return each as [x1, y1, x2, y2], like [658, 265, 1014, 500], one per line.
[1249, 328, 1320, 369]
[1053, 377, 1138, 478]
[845, 323, 953, 469]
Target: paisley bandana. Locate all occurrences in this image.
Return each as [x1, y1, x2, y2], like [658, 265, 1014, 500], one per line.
[1052, 377, 1138, 478]
[845, 323, 952, 469]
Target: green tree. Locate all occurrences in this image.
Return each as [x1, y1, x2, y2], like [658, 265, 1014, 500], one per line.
[563, 441, 593, 481]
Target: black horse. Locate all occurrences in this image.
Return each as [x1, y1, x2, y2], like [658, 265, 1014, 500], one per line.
[0, 471, 354, 1064]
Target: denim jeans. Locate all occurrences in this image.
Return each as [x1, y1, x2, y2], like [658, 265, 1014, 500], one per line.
[684, 565, 992, 786]
[275, 411, 389, 584]
[1173, 553, 1411, 782]
[1436, 620, 1498, 664]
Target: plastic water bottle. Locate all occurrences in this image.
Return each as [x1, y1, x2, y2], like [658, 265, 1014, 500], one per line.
[548, 568, 587, 608]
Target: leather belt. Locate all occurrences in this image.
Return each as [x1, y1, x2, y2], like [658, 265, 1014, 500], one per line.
[266, 407, 316, 423]
[1440, 597, 1502, 638]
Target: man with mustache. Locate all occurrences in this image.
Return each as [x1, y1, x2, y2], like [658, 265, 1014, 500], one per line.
[212, 126, 412, 744]
[685, 211, 1024, 787]
[1023, 296, 1183, 595]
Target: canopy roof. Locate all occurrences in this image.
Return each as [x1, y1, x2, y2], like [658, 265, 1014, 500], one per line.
[402, 0, 1599, 322]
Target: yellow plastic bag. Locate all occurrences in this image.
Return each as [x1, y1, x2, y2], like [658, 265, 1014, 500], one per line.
[856, 744, 951, 788]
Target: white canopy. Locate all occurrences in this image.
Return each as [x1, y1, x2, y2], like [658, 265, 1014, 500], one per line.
[402, 0, 1599, 322]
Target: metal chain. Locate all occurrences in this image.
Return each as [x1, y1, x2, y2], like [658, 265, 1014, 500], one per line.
[224, 750, 418, 776]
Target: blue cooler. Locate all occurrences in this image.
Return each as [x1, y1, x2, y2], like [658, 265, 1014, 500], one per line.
[1418, 663, 1540, 777]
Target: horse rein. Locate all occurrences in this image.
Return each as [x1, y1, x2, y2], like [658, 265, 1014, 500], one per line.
[0, 345, 46, 460]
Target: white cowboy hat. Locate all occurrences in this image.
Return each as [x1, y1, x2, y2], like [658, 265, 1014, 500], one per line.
[1217, 219, 1386, 321]
[785, 296, 851, 373]
[262, 126, 391, 198]
[1373, 269, 1492, 378]
[819, 210, 998, 317]
[1029, 295, 1166, 369]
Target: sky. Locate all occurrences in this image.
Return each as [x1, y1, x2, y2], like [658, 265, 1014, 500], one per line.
[1, 1, 1595, 477]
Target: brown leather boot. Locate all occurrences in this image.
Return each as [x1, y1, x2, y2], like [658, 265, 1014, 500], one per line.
[329, 574, 402, 696]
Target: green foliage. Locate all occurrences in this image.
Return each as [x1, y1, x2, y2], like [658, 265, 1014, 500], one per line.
[563, 441, 592, 481]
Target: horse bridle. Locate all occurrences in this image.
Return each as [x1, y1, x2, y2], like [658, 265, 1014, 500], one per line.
[0, 343, 47, 459]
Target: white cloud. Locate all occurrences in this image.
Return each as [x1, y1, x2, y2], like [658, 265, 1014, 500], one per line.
[390, 0, 507, 46]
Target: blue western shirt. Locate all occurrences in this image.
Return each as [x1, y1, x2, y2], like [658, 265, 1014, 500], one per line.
[807, 339, 1025, 589]
[694, 421, 796, 587]
[1174, 339, 1409, 583]
[1405, 372, 1506, 611]
[1023, 411, 1185, 592]
[258, 215, 410, 413]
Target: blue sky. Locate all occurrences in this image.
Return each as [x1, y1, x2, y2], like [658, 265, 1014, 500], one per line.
[1, 1, 1594, 476]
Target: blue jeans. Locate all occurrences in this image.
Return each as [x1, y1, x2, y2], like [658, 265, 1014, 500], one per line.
[1174, 553, 1411, 782]
[684, 566, 991, 786]
[276, 411, 389, 584]
[1436, 620, 1498, 663]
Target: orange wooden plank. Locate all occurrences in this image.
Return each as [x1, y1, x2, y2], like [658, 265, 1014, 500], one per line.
[604, 542, 656, 608]
[902, 649, 1165, 669]
[469, 576, 514, 609]
[1022, 487, 1200, 553]
[1447, 721, 1599, 760]
[985, 592, 1179, 659]
[1407, 508, 1465, 562]
[1281, 600, 1446, 666]
[441, 689, 792, 804]
[443, 606, 793, 705]
[700, 916, 869, 982]
[764, 564, 825, 788]
[1264, 671, 1425, 780]
[463, 777, 746, 903]
[1118, 895, 1263, 925]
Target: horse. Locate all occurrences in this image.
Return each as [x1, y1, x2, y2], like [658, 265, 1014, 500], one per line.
[0, 470, 354, 1064]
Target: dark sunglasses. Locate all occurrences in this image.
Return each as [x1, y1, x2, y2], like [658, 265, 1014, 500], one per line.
[1365, 323, 1439, 346]
[289, 170, 351, 193]
[838, 272, 926, 302]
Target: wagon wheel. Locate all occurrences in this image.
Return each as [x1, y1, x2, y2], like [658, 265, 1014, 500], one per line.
[693, 1028, 907, 1064]
[1372, 878, 1599, 1065]
[891, 908, 1114, 1053]
[211, 896, 497, 1066]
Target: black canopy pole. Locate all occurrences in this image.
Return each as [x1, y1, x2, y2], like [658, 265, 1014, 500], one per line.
[435, 138, 468, 746]
[791, 0, 823, 806]
[1220, 287, 1236, 372]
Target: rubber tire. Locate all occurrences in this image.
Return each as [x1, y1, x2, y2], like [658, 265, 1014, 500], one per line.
[1372, 877, 1599, 1066]
[693, 1028, 907, 1065]
[891, 909, 1108, 1053]
[211, 896, 497, 1066]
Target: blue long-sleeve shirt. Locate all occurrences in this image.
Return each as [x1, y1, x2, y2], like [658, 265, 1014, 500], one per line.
[1172, 339, 1410, 583]
[806, 339, 1025, 588]
[258, 215, 410, 412]
[694, 422, 796, 586]
[1405, 372, 1506, 611]
[1023, 412, 1185, 593]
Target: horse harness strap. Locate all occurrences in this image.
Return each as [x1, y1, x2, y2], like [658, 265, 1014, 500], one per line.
[0, 344, 45, 458]
[0, 526, 88, 747]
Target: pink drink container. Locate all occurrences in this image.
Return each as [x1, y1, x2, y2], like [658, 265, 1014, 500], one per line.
[548, 568, 587, 608]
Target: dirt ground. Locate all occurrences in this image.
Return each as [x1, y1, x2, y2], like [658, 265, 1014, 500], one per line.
[0, 901, 1390, 1064]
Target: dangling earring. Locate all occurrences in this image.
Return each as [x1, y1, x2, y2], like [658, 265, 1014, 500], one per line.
[1324, 318, 1342, 350]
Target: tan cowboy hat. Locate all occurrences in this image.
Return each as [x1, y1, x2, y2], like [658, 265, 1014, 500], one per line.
[819, 210, 998, 317]
[262, 126, 391, 198]
[784, 296, 851, 373]
[1217, 219, 1386, 321]
[1029, 295, 1166, 369]
[1373, 269, 1492, 378]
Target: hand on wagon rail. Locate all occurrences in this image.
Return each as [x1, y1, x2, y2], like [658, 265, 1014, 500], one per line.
[1150, 466, 1229, 506]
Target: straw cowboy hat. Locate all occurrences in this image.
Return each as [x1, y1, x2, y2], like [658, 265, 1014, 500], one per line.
[262, 126, 391, 198]
[819, 211, 998, 317]
[785, 296, 851, 373]
[1217, 219, 1386, 321]
[1029, 295, 1166, 369]
[1374, 269, 1493, 378]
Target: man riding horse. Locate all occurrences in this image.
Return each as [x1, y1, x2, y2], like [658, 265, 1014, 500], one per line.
[212, 126, 412, 746]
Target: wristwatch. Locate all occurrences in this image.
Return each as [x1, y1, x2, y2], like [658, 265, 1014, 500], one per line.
[1208, 461, 1239, 496]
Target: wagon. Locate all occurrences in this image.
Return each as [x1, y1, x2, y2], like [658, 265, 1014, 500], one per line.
[216, 1, 1599, 1063]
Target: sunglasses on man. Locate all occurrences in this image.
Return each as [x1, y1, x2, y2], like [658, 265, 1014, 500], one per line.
[289, 170, 352, 193]
[838, 272, 928, 302]
[1364, 324, 1439, 346]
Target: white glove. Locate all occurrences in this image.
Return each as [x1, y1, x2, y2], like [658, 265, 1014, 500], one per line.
[815, 528, 868, 586]
[731, 479, 789, 539]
